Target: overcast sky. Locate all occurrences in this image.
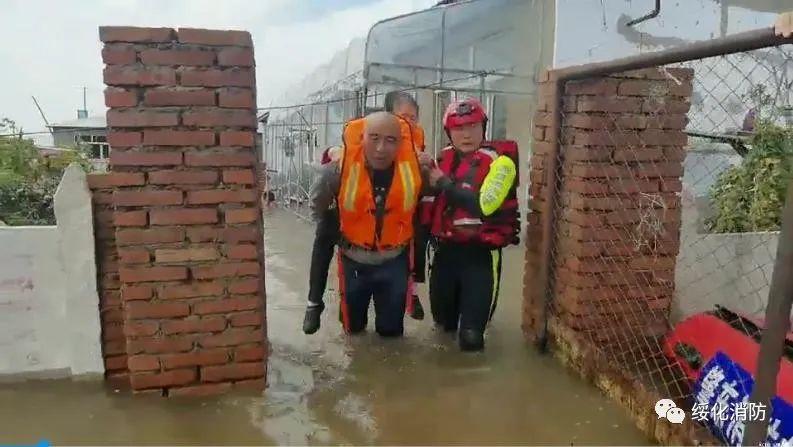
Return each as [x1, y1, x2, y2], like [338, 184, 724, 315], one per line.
[0, 0, 435, 143]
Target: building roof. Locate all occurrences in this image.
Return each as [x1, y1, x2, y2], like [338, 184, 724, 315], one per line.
[48, 116, 106, 129]
[34, 145, 72, 157]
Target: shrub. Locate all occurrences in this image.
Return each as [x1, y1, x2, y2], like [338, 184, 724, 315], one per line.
[706, 121, 793, 233]
[0, 119, 92, 225]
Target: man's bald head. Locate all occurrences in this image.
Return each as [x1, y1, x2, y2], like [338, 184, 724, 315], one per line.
[363, 112, 402, 170]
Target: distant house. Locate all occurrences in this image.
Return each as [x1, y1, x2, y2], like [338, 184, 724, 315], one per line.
[47, 115, 108, 160]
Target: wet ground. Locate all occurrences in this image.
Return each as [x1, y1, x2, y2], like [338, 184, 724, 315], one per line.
[0, 209, 652, 445]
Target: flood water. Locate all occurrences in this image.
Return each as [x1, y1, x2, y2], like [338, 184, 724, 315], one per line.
[0, 210, 652, 445]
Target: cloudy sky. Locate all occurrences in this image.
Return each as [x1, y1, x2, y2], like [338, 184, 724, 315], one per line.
[0, 0, 435, 143]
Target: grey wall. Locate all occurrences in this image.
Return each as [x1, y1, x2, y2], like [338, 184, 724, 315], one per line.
[675, 207, 781, 324]
[553, 0, 786, 67]
[0, 165, 103, 381]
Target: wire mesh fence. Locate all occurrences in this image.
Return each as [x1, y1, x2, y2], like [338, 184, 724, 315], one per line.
[261, 91, 362, 220]
[261, 68, 536, 220]
[533, 36, 793, 445]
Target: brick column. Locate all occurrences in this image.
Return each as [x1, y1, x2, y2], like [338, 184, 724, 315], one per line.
[98, 26, 266, 396]
[524, 68, 693, 350]
[88, 173, 145, 386]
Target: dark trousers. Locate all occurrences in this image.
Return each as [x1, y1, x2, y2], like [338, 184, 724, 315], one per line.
[429, 242, 503, 334]
[307, 208, 340, 306]
[340, 251, 409, 336]
[412, 221, 429, 284]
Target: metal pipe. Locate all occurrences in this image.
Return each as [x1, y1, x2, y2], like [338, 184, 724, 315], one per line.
[554, 27, 789, 83]
[743, 179, 793, 446]
[367, 61, 531, 79]
[625, 0, 661, 27]
[440, 7, 446, 86]
[365, 79, 536, 97]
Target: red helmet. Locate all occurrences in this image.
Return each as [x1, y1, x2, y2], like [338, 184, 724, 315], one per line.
[443, 97, 488, 130]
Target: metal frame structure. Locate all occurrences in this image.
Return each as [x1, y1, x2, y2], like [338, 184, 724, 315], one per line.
[361, 0, 544, 155]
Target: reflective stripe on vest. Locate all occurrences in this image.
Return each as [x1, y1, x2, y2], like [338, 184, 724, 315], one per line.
[453, 217, 483, 226]
[398, 161, 417, 211]
[342, 162, 361, 212]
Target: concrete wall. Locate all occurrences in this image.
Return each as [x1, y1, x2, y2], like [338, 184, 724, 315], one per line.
[673, 193, 781, 323]
[553, 0, 785, 67]
[0, 165, 104, 380]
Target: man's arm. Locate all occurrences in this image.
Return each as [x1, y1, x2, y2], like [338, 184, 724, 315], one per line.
[310, 161, 341, 222]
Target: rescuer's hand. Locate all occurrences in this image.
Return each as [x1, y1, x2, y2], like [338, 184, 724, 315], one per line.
[418, 151, 434, 168]
[429, 167, 445, 187]
[775, 12, 793, 38]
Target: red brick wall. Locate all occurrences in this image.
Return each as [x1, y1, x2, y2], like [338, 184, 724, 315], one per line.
[88, 173, 133, 386]
[91, 26, 267, 396]
[524, 68, 693, 348]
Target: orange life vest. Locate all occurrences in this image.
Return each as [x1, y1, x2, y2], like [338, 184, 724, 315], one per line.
[413, 123, 426, 152]
[337, 116, 422, 251]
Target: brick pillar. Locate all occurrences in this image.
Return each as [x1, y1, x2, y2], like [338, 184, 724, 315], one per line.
[98, 26, 266, 396]
[524, 68, 693, 351]
[88, 173, 144, 386]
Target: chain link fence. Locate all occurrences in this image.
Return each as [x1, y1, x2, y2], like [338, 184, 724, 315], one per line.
[531, 29, 793, 445]
[261, 69, 535, 221]
[261, 91, 362, 220]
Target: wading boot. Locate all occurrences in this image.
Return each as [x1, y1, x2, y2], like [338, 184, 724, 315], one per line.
[303, 303, 324, 335]
[459, 329, 485, 352]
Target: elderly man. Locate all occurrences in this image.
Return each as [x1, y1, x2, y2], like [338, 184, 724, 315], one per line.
[306, 111, 431, 336]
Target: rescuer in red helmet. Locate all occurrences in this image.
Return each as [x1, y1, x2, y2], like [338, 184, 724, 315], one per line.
[424, 97, 520, 351]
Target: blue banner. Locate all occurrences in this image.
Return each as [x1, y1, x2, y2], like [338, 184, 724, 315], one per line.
[692, 351, 793, 446]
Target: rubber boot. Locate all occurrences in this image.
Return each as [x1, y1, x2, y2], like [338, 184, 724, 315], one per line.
[459, 329, 485, 352]
[303, 303, 324, 335]
[410, 295, 425, 320]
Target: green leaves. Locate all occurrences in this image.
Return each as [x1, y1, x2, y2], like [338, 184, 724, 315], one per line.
[707, 121, 793, 233]
[0, 118, 93, 225]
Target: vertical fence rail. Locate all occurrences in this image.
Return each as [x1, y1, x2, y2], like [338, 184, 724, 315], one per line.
[745, 179, 793, 445]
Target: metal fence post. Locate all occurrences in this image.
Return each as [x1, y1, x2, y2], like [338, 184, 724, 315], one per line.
[744, 178, 793, 446]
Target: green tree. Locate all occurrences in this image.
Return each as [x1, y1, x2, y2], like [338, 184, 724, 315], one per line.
[0, 119, 92, 225]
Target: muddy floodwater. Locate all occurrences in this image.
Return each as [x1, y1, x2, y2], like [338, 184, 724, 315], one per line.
[0, 210, 651, 445]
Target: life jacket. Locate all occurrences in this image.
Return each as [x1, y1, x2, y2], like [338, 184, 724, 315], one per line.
[337, 116, 422, 251]
[426, 140, 520, 248]
[413, 123, 426, 152]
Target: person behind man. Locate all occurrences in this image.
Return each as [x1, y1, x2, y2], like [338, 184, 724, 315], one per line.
[302, 93, 427, 334]
[384, 91, 427, 321]
[308, 111, 431, 336]
[425, 98, 520, 351]
[302, 145, 342, 334]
